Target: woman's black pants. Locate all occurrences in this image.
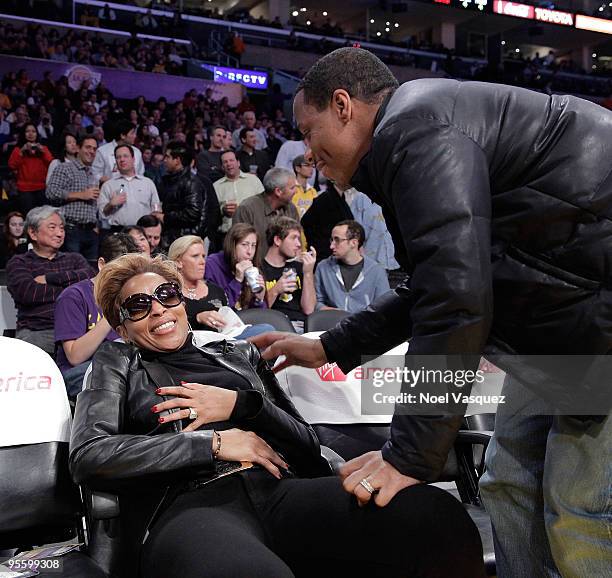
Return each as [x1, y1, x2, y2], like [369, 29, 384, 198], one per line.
[140, 471, 485, 578]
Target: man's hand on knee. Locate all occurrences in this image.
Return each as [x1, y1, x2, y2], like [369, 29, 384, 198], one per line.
[340, 450, 421, 507]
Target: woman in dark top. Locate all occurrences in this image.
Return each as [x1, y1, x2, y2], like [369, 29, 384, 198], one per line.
[0, 211, 26, 268]
[69, 254, 485, 578]
[168, 234, 274, 339]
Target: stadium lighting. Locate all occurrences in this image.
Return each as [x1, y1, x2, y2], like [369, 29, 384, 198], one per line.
[386, 21, 390, 25]
[593, 52, 598, 57]
[306, 20, 311, 25]
[323, 11, 328, 16]
[394, 22, 399, 27]
[376, 31, 382, 36]
[593, 64, 597, 69]
[292, 10, 299, 16]
[300, 7, 307, 12]
[370, 18, 375, 23]
[501, 40, 506, 45]
[515, 48, 520, 52]
[599, 6, 604, 11]
[385, 27, 390, 32]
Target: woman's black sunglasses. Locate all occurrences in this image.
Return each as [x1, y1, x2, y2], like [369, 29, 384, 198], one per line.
[119, 282, 183, 324]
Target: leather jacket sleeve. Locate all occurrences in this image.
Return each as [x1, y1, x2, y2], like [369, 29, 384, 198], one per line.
[69, 342, 215, 490]
[163, 174, 204, 229]
[334, 119, 493, 482]
[231, 341, 323, 476]
[198, 174, 221, 240]
[320, 278, 414, 373]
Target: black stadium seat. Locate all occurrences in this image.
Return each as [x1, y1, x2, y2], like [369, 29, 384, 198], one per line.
[0, 337, 106, 577]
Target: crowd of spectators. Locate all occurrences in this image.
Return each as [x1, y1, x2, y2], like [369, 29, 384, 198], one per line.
[0, 21, 190, 76]
[0, 60, 402, 393]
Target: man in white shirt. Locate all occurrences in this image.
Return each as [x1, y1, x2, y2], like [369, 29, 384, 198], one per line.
[98, 144, 161, 230]
[213, 150, 264, 236]
[231, 111, 267, 150]
[92, 119, 144, 185]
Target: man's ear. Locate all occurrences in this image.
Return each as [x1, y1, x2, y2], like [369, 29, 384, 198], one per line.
[331, 89, 352, 124]
[27, 227, 37, 242]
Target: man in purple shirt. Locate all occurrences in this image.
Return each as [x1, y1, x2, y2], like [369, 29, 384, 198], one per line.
[55, 233, 138, 396]
[6, 206, 92, 355]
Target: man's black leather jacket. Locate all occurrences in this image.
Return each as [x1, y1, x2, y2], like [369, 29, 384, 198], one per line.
[321, 79, 612, 482]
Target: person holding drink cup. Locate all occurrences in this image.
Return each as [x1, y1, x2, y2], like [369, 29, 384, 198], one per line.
[261, 217, 316, 333]
[46, 135, 100, 260]
[205, 223, 267, 310]
[98, 144, 162, 232]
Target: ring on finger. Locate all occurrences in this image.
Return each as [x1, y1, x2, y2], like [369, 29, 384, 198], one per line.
[188, 407, 198, 420]
[359, 478, 376, 495]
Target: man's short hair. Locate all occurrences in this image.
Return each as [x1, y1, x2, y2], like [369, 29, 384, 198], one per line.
[296, 47, 399, 111]
[263, 167, 294, 195]
[78, 134, 98, 147]
[114, 143, 134, 158]
[292, 154, 308, 172]
[137, 214, 162, 228]
[25, 205, 63, 233]
[211, 125, 226, 135]
[99, 232, 140, 262]
[220, 149, 237, 162]
[335, 219, 366, 249]
[166, 141, 193, 167]
[266, 216, 302, 248]
[239, 127, 254, 142]
[113, 119, 136, 141]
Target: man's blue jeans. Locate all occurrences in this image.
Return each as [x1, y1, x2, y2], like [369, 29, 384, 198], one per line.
[480, 376, 612, 577]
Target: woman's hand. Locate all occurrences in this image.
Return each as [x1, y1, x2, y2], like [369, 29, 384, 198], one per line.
[153, 382, 238, 432]
[255, 273, 266, 299]
[195, 310, 227, 331]
[234, 260, 253, 283]
[215, 428, 288, 479]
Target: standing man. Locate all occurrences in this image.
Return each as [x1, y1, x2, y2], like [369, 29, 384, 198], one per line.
[236, 128, 271, 182]
[233, 167, 299, 259]
[46, 135, 99, 260]
[254, 47, 612, 578]
[98, 144, 161, 231]
[231, 110, 267, 150]
[213, 150, 264, 247]
[261, 216, 316, 333]
[196, 125, 226, 183]
[315, 220, 390, 313]
[92, 119, 144, 185]
[158, 141, 214, 247]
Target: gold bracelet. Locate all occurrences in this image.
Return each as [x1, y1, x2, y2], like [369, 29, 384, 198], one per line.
[213, 430, 222, 459]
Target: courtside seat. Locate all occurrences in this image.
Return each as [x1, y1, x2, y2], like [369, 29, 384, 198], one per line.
[0, 337, 106, 577]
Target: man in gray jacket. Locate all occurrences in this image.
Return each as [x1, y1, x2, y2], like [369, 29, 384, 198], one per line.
[315, 219, 390, 313]
[253, 48, 612, 577]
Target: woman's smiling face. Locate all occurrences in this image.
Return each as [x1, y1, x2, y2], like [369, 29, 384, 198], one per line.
[116, 272, 188, 353]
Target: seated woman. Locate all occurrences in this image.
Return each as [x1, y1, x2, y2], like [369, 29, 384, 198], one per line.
[69, 254, 485, 578]
[168, 235, 274, 339]
[204, 222, 267, 310]
[54, 233, 140, 397]
[123, 225, 151, 256]
[0, 211, 27, 268]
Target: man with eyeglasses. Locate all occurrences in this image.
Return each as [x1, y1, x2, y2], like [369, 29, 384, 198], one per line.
[315, 220, 389, 314]
[291, 154, 318, 219]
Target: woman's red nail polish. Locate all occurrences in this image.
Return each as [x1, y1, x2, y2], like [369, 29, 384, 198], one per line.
[181, 381, 187, 384]
[151, 406, 157, 413]
[158, 417, 165, 423]
[155, 388, 162, 394]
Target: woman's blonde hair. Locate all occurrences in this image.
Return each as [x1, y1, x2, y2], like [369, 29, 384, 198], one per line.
[95, 254, 182, 329]
[167, 235, 205, 262]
